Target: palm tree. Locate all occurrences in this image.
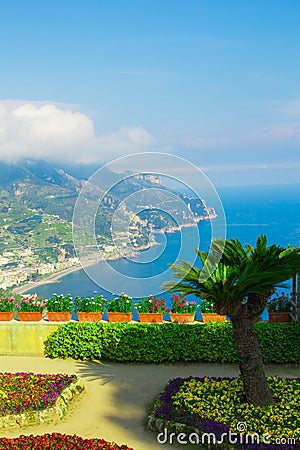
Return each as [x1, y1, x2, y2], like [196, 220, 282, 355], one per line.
[163, 235, 300, 407]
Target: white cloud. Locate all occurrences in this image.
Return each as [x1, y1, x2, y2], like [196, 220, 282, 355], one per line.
[0, 100, 154, 163]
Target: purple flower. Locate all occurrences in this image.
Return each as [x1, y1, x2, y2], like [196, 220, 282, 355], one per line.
[153, 376, 300, 450]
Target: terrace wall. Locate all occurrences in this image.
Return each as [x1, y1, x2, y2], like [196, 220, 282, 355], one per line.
[0, 322, 61, 356]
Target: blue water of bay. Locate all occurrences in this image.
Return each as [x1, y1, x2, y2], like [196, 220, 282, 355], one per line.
[26, 184, 300, 320]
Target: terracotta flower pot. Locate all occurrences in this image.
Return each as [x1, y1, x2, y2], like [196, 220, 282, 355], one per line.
[268, 312, 292, 323]
[170, 313, 195, 323]
[201, 313, 227, 323]
[47, 312, 72, 322]
[138, 313, 164, 323]
[107, 312, 132, 322]
[18, 312, 42, 322]
[77, 312, 103, 322]
[0, 311, 14, 321]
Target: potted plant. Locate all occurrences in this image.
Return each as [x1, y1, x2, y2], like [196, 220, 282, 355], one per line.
[135, 295, 167, 323]
[170, 293, 197, 323]
[0, 296, 16, 321]
[106, 293, 133, 322]
[74, 292, 105, 321]
[200, 299, 227, 322]
[267, 292, 292, 322]
[46, 293, 73, 322]
[16, 295, 46, 321]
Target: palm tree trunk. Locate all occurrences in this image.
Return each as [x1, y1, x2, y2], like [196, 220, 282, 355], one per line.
[231, 313, 275, 406]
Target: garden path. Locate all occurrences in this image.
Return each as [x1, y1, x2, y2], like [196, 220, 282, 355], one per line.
[0, 357, 299, 449]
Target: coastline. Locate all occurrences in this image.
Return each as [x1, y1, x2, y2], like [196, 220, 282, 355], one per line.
[13, 215, 216, 296]
[13, 264, 84, 295]
[13, 242, 160, 295]
[154, 214, 217, 234]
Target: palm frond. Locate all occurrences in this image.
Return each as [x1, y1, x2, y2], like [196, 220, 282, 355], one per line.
[162, 235, 300, 314]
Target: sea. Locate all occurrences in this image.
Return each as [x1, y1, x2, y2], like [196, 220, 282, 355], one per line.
[25, 184, 300, 320]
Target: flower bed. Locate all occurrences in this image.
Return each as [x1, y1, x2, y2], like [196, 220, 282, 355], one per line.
[106, 293, 133, 313]
[135, 295, 168, 314]
[0, 433, 133, 449]
[46, 293, 73, 313]
[170, 293, 197, 314]
[0, 296, 16, 312]
[0, 372, 83, 429]
[17, 295, 46, 313]
[267, 292, 292, 313]
[74, 292, 105, 313]
[147, 376, 300, 449]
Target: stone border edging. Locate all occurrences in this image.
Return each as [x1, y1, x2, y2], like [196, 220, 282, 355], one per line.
[147, 404, 234, 450]
[0, 377, 84, 429]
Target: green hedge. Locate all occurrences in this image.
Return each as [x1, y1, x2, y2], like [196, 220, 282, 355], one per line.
[44, 322, 300, 363]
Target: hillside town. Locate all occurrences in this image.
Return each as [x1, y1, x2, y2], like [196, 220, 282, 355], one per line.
[0, 247, 80, 291]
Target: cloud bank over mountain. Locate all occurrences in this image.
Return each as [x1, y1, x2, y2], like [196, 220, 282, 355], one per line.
[0, 101, 154, 164]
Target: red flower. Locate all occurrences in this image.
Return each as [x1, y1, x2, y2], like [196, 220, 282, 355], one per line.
[0, 433, 133, 449]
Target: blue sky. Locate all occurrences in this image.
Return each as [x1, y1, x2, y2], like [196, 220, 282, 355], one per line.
[0, 0, 300, 186]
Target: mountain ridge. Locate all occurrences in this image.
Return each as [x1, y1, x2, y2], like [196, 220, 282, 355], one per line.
[0, 159, 215, 291]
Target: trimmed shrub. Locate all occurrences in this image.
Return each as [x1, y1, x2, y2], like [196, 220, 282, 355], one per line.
[44, 322, 300, 363]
